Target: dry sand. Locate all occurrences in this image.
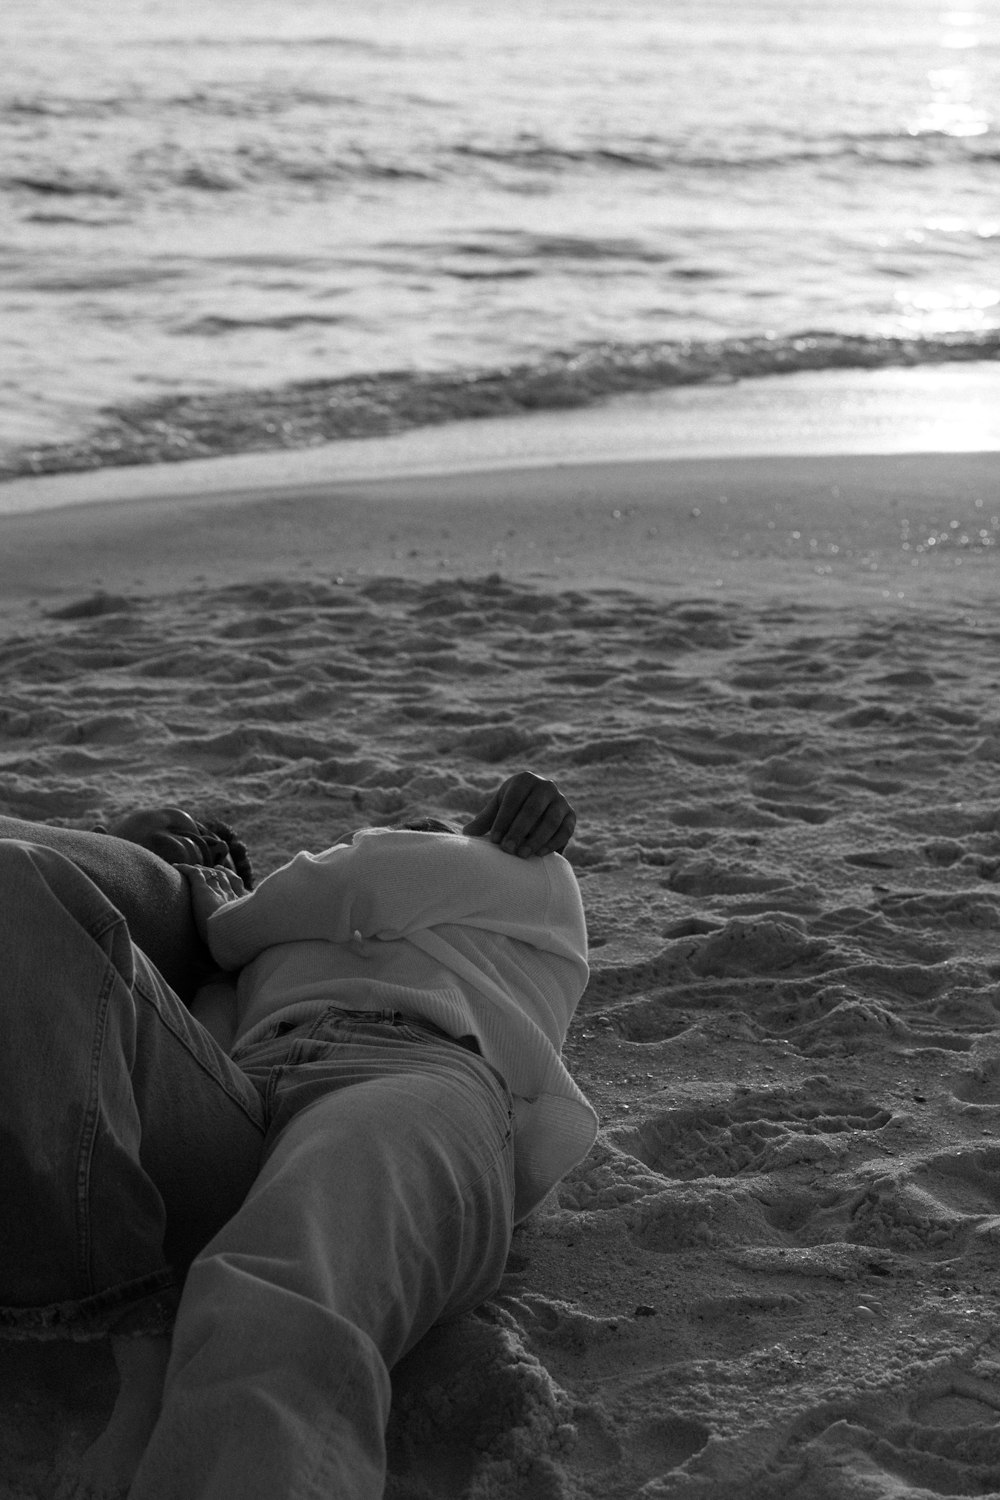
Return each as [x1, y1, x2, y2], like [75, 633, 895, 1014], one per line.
[2, 373, 1000, 1498]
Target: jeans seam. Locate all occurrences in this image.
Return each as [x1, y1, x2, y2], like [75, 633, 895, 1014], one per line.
[83, 904, 128, 951]
[294, 1120, 513, 1499]
[437, 1122, 516, 1322]
[422, 1090, 514, 1240]
[77, 954, 117, 1295]
[449, 1120, 514, 1221]
[263, 1064, 287, 1113]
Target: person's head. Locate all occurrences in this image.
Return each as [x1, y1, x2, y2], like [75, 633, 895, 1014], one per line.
[395, 817, 462, 835]
[332, 816, 462, 848]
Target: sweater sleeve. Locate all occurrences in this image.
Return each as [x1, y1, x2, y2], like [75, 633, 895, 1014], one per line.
[206, 830, 587, 971]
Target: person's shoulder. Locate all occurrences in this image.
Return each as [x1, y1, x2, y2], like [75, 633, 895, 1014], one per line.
[350, 827, 467, 851]
[349, 828, 577, 886]
[345, 827, 480, 868]
[352, 828, 564, 883]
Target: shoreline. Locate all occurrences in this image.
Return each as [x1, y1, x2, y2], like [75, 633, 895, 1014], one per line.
[3, 363, 1000, 519]
[0, 365, 996, 613]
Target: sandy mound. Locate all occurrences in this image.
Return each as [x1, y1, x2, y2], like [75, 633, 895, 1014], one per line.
[3, 570, 1000, 1499]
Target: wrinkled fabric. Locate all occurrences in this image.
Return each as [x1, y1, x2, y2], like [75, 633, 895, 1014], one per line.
[207, 828, 597, 1217]
[0, 840, 514, 1498]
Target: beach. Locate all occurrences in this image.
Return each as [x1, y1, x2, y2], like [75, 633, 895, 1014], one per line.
[2, 364, 1000, 1498]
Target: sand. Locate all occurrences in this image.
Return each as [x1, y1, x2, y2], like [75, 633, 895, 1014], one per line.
[2, 371, 1000, 1499]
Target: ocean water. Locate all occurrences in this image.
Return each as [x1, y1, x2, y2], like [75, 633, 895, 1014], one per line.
[2, 0, 998, 477]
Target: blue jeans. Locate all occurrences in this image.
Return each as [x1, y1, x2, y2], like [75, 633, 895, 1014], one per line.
[0, 840, 515, 1499]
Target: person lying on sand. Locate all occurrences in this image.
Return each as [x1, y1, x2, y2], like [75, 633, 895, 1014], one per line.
[0, 771, 597, 1500]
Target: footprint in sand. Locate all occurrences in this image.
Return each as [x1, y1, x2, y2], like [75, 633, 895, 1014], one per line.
[664, 853, 793, 896]
[608, 1086, 893, 1182]
[686, 916, 830, 977]
[577, 927, 832, 1040]
[843, 1172, 969, 1255]
[629, 1178, 786, 1254]
[753, 986, 912, 1054]
[766, 1369, 1000, 1498]
[549, 1395, 711, 1497]
[586, 996, 700, 1045]
[878, 888, 1000, 932]
[557, 1139, 680, 1212]
[951, 1053, 1000, 1109]
[624, 1412, 712, 1477]
[682, 1291, 808, 1359]
[750, 752, 828, 790]
[451, 723, 547, 763]
[745, 1145, 1000, 1262]
[668, 800, 785, 831]
[567, 734, 660, 767]
[908, 1145, 1000, 1224]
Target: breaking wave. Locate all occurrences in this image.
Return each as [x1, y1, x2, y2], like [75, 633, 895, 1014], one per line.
[5, 329, 999, 480]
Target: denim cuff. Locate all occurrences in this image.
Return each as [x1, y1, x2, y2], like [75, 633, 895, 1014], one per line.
[0, 1269, 181, 1342]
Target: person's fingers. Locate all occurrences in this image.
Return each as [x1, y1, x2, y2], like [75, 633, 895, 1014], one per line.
[508, 799, 569, 855]
[179, 862, 243, 891]
[515, 810, 578, 858]
[462, 773, 576, 854]
[145, 815, 239, 871]
[521, 810, 575, 858]
[186, 829, 227, 868]
[486, 774, 546, 844]
[150, 831, 208, 866]
[107, 807, 220, 862]
[461, 789, 501, 837]
[148, 808, 202, 841]
[519, 811, 577, 857]
[164, 834, 230, 870]
[162, 807, 201, 832]
[494, 780, 567, 853]
[469, 772, 545, 842]
[464, 774, 578, 858]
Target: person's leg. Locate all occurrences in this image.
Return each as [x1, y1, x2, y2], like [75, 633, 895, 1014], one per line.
[129, 1017, 515, 1500]
[0, 840, 267, 1489]
[0, 816, 208, 1000]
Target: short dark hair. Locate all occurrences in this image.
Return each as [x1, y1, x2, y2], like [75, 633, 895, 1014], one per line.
[396, 817, 462, 835]
[200, 817, 255, 889]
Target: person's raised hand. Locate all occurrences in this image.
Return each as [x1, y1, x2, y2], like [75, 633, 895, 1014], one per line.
[462, 771, 576, 857]
[177, 863, 247, 943]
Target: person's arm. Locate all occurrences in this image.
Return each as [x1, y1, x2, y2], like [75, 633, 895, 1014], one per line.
[204, 831, 586, 972]
[199, 771, 582, 970]
[0, 772, 575, 998]
[0, 815, 210, 1002]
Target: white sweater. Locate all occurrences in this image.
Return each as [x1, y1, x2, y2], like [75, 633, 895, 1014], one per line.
[206, 829, 598, 1221]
